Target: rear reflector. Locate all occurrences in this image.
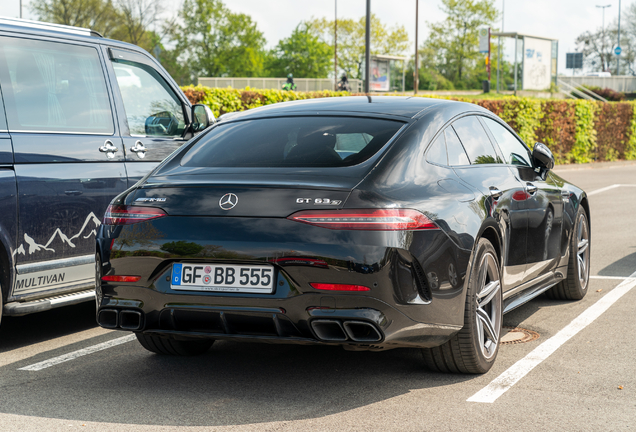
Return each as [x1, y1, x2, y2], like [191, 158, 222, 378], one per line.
[310, 283, 370, 291]
[288, 209, 438, 231]
[101, 275, 141, 282]
[103, 205, 166, 225]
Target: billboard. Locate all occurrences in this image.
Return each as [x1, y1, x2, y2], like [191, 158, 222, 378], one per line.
[370, 58, 390, 92]
[522, 37, 553, 90]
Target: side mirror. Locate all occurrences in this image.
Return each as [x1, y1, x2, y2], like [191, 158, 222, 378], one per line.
[192, 104, 215, 133]
[532, 142, 555, 172]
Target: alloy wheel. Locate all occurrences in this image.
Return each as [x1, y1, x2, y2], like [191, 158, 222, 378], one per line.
[475, 252, 502, 360]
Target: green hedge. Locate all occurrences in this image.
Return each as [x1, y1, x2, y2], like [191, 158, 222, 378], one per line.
[181, 85, 636, 164]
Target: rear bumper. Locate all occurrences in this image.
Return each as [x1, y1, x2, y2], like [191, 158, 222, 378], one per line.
[97, 286, 462, 349]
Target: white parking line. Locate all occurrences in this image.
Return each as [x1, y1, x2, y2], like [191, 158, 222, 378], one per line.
[468, 271, 636, 403]
[587, 184, 636, 196]
[18, 334, 136, 371]
[590, 275, 634, 280]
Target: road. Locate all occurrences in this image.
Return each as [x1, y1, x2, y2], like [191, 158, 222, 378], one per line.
[1, 163, 635, 431]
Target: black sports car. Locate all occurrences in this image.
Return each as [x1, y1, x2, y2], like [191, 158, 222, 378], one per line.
[96, 96, 590, 374]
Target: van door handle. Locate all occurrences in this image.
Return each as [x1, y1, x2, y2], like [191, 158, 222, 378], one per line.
[129, 140, 147, 159]
[526, 182, 538, 194]
[98, 140, 119, 159]
[489, 186, 503, 198]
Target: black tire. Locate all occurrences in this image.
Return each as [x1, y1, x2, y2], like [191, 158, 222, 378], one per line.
[136, 333, 214, 356]
[546, 206, 590, 300]
[422, 238, 502, 374]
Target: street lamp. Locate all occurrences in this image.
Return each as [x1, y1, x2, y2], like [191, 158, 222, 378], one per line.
[596, 4, 611, 71]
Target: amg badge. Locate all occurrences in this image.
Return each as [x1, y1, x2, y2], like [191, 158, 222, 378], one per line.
[135, 197, 167, 203]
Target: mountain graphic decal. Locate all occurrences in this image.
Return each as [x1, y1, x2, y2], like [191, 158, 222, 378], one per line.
[13, 212, 102, 257]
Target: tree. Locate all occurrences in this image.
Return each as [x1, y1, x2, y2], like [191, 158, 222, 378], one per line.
[110, 0, 164, 51]
[264, 23, 332, 78]
[30, 0, 121, 38]
[423, 0, 497, 89]
[167, 0, 266, 80]
[308, 14, 410, 79]
[576, 25, 619, 73]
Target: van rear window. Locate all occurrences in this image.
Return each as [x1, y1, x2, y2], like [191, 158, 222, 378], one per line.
[180, 117, 404, 168]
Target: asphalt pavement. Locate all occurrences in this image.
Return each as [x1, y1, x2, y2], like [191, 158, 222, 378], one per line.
[0, 163, 635, 431]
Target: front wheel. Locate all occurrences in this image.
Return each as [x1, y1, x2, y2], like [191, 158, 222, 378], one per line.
[422, 238, 502, 374]
[136, 333, 214, 356]
[546, 206, 590, 300]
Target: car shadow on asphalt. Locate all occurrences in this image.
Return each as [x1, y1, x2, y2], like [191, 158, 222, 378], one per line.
[2, 339, 475, 426]
[597, 250, 636, 277]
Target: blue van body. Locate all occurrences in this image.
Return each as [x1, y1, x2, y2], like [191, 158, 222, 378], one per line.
[0, 18, 201, 320]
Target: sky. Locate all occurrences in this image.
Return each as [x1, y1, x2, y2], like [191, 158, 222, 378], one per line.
[0, 0, 629, 75]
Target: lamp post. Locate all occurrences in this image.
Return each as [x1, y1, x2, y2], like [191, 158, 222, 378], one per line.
[617, 0, 622, 75]
[334, 0, 338, 90]
[415, 0, 419, 94]
[596, 4, 611, 71]
[364, 0, 370, 93]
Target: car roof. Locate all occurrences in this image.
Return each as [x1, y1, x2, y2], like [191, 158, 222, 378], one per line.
[223, 96, 460, 120]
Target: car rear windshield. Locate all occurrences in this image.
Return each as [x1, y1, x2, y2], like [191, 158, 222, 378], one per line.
[180, 116, 405, 168]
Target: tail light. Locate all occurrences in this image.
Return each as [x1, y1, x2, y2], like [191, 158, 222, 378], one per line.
[287, 209, 438, 231]
[101, 275, 141, 282]
[103, 205, 166, 225]
[310, 283, 370, 292]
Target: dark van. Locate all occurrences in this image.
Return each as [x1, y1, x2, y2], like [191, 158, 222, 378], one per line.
[0, 17, 213, 322]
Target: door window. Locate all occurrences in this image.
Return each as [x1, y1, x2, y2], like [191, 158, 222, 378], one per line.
[111, 60, 185, 137]
[426, 133, 448, 166]
[482, 117, 532, 167]
[452, 116, 502, 165]
[0, 36, 113, 134]
[445, 127, 470, 166]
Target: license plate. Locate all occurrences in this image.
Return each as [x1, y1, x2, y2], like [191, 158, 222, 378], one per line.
[170, 263, 275, 293]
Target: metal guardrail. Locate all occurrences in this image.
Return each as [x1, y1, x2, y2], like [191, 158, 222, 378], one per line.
[557, 79, 608, 102]
[558, 76, 636, 93]
[198, 77, 364, 93]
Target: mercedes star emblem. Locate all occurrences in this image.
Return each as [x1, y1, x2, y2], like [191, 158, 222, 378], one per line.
[219, 193, 238, 210]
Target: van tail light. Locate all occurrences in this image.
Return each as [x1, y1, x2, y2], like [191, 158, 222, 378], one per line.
[287, 209, 438, 231]
[101, 275, 141, 282]
[103, 205, 166, 225]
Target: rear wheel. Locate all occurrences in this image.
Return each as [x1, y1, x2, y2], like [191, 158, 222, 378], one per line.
[546, 206, 590, 300]
[422, 238, 502, 374]
[136, 333, 214, 356]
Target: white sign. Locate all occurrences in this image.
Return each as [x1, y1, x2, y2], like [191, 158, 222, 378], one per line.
[522, 37, 553, 90]
[479, 28, 489, 53]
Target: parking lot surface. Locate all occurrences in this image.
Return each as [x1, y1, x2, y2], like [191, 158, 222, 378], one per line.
[1, 163, 635, 431]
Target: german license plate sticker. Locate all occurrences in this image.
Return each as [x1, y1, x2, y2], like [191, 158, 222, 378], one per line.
[171, 263, 274, 293]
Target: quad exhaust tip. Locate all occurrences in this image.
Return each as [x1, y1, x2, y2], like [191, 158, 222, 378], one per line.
[98, 308, 143, 331]
[311, 319, 382, 342]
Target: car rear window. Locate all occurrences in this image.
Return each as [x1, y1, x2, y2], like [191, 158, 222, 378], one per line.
[180, 116, 404, 168]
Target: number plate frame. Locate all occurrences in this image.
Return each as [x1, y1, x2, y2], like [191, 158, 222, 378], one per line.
[170, 263, 275, 293]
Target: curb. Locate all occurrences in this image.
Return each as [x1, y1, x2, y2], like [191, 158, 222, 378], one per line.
[554, 160, 636, 171]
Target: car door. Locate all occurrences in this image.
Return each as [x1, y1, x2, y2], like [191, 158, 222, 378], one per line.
[447, 115, 529, 294]
[481, 117, 564, 282]
[0, 35, 127, 298]
[104, 47, 189, 187]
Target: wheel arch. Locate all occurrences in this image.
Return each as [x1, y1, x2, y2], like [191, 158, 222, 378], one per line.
[477, 223, 503, 267]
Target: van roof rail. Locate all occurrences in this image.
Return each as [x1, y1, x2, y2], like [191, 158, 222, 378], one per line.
[0, 17, 103, 38]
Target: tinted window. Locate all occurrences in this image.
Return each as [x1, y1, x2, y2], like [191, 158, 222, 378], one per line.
[482, 117, 532, 167]
[426, 133, 447, 165]
[0, 85, 6, 130]
[445, 127, 470, 166]
[0, 36, 113, 133]
[452, 116, 501, 165]
[112, 60, 185, 137]
[181, 117, 404, 168]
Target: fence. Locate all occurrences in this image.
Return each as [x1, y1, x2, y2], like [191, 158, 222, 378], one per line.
[198, 77, 364, 93]
[558, 76, 636, 93]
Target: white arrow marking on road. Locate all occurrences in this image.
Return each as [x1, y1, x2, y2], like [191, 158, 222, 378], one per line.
[467, 271, 636, 403]
[18, 334, 136, 371]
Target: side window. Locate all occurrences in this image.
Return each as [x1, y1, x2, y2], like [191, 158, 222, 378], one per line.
[452, 116, 502, 165]
[445, 127, 470, 166]
[0, 36, 113, 134]
[112, 60, 185, 137]
[482, 117, 532, 167]
[426, 133, 448, 165]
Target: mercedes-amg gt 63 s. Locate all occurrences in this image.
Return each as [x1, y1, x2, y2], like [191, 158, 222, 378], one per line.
[96, 96, 591, 374]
